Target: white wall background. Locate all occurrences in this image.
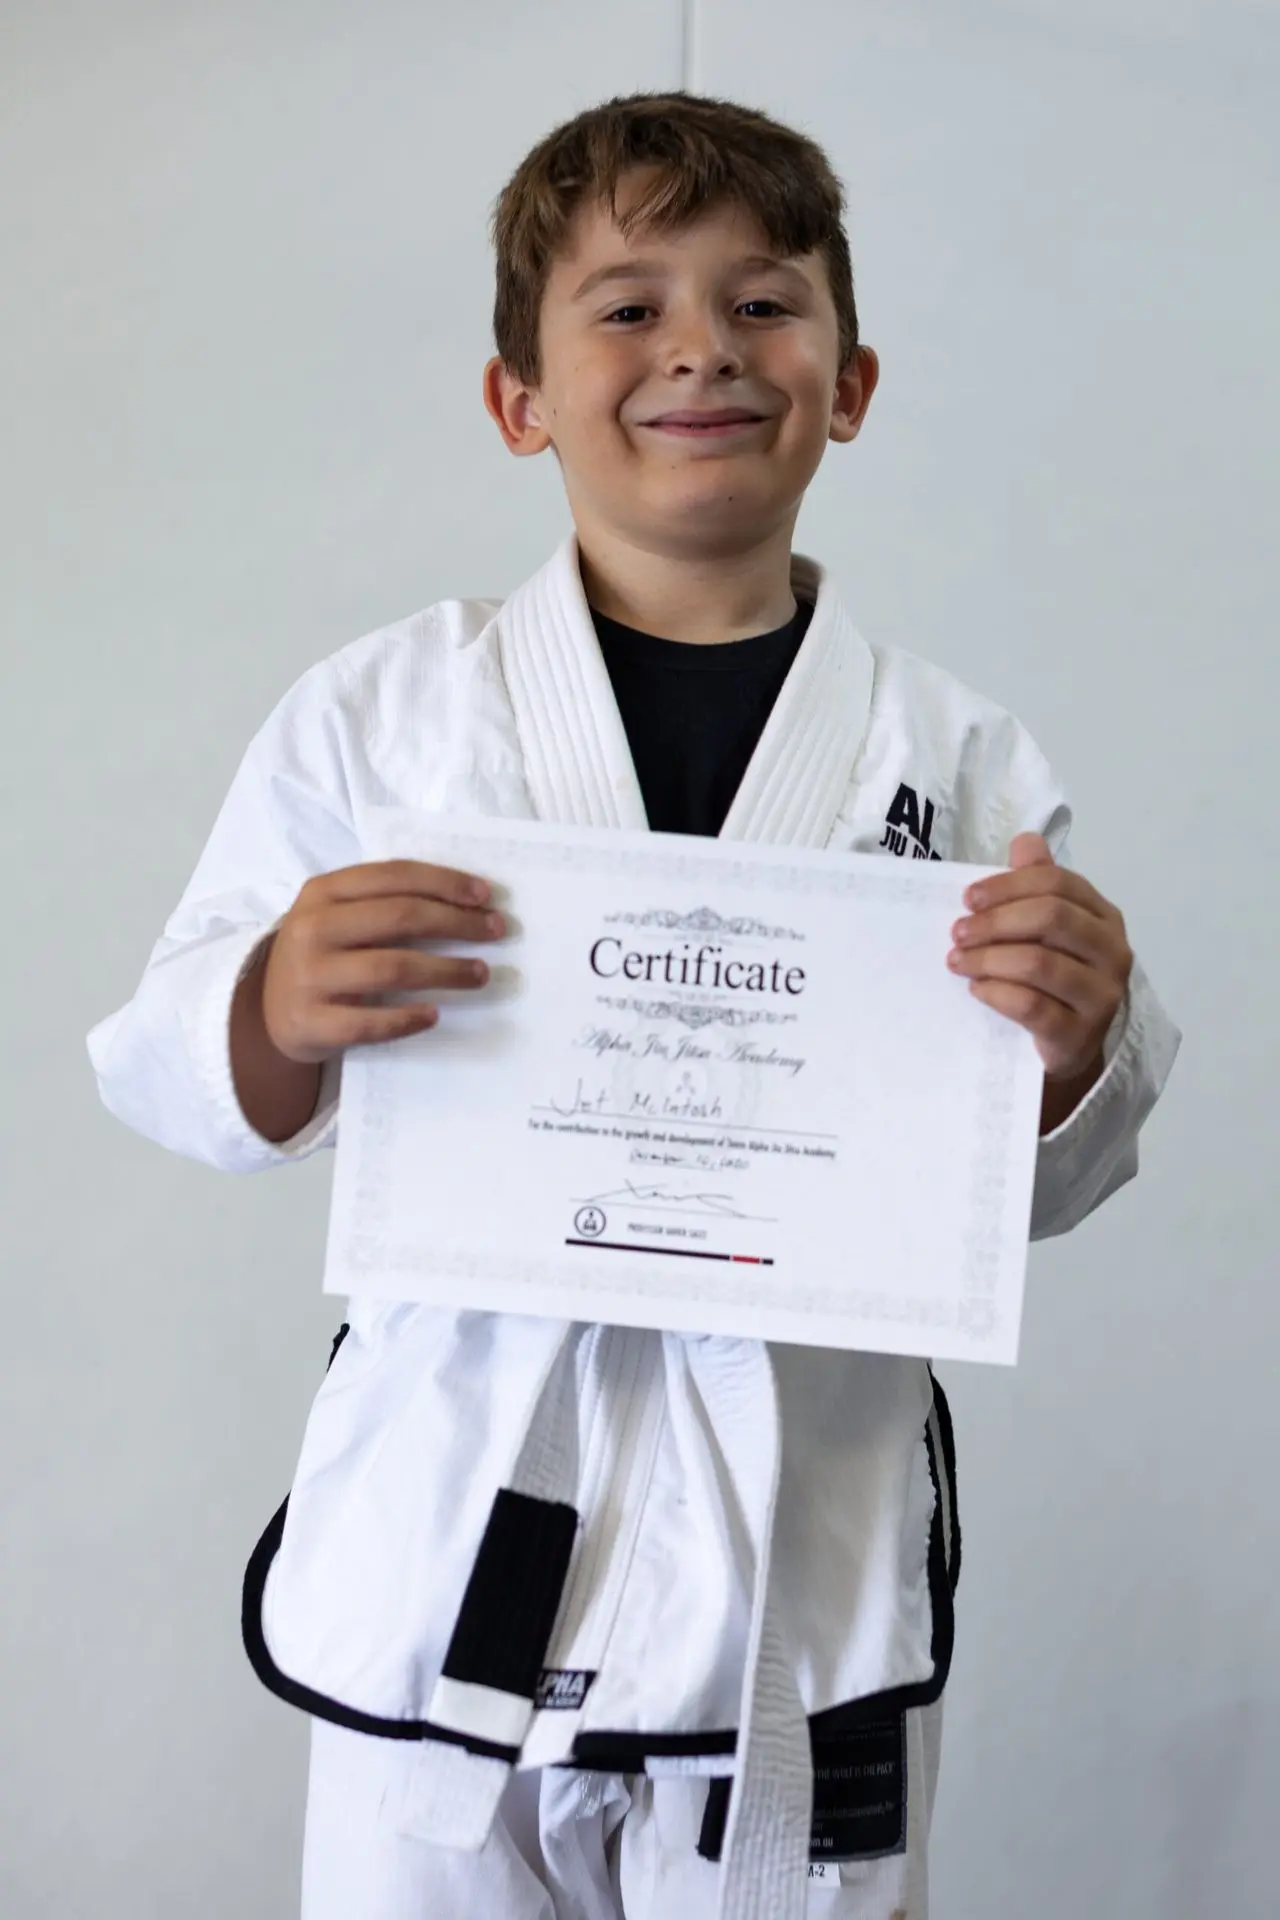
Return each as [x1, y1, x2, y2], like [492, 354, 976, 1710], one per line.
[2, 2, 1275, 1915]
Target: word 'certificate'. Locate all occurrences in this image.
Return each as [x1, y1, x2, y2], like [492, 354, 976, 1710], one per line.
[322, 811, 1045, 1364]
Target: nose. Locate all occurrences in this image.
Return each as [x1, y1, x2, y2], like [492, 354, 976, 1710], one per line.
[661, 308, 744, 380]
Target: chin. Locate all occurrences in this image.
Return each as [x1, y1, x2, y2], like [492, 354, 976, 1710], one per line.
[661, 488, 781, 530]
[638, 505, 780, 556]
[647, 465, 779, 506]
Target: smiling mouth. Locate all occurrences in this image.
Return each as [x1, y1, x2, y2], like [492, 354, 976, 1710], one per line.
[643, 416, 767, 437]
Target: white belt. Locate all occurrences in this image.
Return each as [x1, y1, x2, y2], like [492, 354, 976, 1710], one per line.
[687, 1334, 811, 1920]
[392, 1322, 811, 1920]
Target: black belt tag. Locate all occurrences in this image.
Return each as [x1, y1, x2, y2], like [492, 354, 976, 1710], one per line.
[697, 1714, 907, 1865]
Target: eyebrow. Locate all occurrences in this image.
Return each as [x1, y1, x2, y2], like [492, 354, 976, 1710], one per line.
[570, 254, 812, 301]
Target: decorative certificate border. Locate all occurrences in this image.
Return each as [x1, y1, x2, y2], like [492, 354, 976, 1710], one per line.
[594, 994, 798, 1031]
[603, 906, 805, 941]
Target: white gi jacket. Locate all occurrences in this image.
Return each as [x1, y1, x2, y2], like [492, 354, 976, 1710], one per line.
[87, 534, 1179, 1919]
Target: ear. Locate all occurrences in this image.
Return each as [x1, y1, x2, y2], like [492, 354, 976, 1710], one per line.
[483, 356, 554, 457]
[828, 345, 880, 446]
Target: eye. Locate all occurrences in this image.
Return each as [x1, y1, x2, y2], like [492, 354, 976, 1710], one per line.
[601, 299, 791, 327]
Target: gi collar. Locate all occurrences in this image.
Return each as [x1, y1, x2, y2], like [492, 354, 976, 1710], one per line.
[496, 531, 876, 847]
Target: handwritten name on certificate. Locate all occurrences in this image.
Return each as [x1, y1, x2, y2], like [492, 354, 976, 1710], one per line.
[322, 811, 1046, 1364]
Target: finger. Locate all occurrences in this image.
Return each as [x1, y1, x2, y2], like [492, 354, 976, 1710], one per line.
[323, 948, 492, 1001]
[308, 860, 494, 910]
[313, 896, 505, 952]
[951, 895, 1119, 969]
[967, 978, 1080, 1049]
[1008, 832, 1056, 870]
[307, 1001, 443, 1053]
[947, 942, 1109, 1017]
[963, 860, 1113, 921]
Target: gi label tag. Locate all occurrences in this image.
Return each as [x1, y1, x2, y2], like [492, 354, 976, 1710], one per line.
[697, 1713, 907, 1865]
[810, 1717, 907, 1860]
[534, 1668, 596, 1711]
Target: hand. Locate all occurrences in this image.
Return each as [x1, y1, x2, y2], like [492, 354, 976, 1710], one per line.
[947, 834, 1133, 1083]
[260, 859, 505, 1066]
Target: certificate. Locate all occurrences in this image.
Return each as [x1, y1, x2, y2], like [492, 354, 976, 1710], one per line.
[322, 811, 1045, 1364]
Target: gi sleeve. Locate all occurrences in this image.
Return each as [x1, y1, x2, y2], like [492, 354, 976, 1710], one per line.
[86, 657, 362, 1173]
[961, 710, 1181, 1242]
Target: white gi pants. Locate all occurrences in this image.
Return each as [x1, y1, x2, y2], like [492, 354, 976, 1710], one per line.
[300, 1702, 943, 1920]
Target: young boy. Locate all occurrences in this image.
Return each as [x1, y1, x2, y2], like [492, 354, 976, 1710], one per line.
[88, 92, 1178, 1920]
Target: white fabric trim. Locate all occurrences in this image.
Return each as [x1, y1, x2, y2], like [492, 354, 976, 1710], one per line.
[391, 1742, 513, 1854]
[644, 1754, 737, 1780]
[499, 534, 648, 831]
[720, 552, 876, 849]
[427, 1677, 534, 1749]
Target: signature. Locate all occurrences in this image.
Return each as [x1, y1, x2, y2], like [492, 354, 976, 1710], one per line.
[576, 1181, 754, 1220]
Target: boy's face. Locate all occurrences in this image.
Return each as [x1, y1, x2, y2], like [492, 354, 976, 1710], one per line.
[484, 170, 877, 559]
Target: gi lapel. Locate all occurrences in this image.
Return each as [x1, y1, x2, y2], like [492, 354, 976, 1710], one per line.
[496, 534, 876, 848]
[719, 550, 876, 849]
[496, 534, 649, 832]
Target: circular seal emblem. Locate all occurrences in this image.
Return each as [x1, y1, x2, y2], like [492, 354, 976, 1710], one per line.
[574, 1206, 607, 1239]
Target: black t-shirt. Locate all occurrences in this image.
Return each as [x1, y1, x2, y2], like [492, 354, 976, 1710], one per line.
[590, 597, 814, 838]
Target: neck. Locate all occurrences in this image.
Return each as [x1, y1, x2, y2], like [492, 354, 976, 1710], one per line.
[575, 522, 799, 645]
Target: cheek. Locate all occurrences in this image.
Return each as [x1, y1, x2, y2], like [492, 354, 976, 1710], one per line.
[572, 337, 637, 392]
[540, 335, 623, 416]
[558, 363, 640, 442]
[773, 338, 840, 405]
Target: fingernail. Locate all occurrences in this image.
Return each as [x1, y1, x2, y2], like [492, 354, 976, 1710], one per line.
[471, 959, 490, 983]
[947, 949, 962, 969]
[966, 886, 987, 910]
[485, 912, 505, 937]
[952, 920, 970, 944]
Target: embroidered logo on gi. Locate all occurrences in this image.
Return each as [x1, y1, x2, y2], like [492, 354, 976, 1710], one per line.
[878, 781, 943, 861]
[534, 1668, 596, 1712]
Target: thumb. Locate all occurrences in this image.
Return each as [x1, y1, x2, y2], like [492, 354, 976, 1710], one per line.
[1008, 831, 1055, 870]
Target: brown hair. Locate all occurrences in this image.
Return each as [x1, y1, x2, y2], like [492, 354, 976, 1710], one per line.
[490, 91, 858, 388]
